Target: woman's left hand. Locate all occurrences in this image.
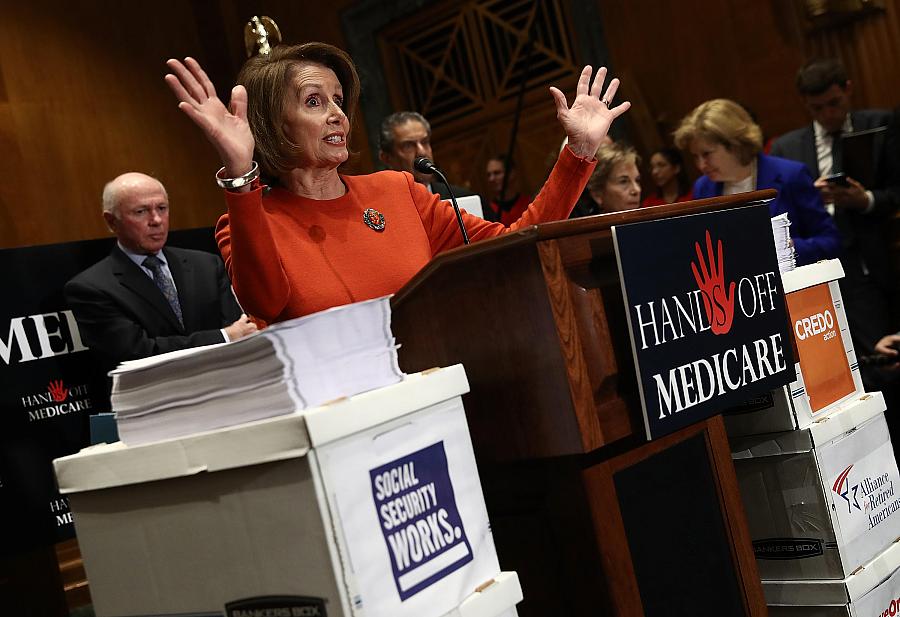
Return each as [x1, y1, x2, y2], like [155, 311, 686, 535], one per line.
[550, 66, 630, 160]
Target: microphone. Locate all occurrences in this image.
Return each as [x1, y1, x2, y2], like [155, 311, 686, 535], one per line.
[414, 157, 470, 245]
[413, 157, 440, 175]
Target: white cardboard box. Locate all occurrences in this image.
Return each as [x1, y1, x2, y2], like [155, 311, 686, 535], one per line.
[725, 260, 864, 436]
[731, 392, 900, 580]
[766, 539, 900, 615]
[54, 365, 519, 617]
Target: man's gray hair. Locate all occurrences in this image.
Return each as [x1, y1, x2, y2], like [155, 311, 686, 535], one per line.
[379, 111, 431, 154]
[101, 180, 121, 216]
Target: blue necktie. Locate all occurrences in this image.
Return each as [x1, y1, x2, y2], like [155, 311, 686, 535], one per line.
[142, 255, 184, 326]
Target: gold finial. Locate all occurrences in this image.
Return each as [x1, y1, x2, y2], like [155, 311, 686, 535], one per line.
[244, 16, 282, 58]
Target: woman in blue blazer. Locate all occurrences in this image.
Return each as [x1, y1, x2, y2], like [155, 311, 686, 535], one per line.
[674, 99, 841, 266]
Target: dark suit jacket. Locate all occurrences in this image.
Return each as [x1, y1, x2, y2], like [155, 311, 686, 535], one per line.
[770, 109, 899, 292]
[770, 108, 896, 216]
[64, 245, 242, 372]
[693, 154, 841, 266]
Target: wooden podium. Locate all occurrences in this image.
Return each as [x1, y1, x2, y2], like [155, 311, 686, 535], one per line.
[391, 191, 778, 617]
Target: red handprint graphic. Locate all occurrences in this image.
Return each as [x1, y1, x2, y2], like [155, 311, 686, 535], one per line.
[48, 380, 69, 402]
[691, 230, 736, 335]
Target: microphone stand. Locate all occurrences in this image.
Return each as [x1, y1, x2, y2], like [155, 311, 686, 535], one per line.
[432, 169, 470, 245]
[415, 157, 470, 245]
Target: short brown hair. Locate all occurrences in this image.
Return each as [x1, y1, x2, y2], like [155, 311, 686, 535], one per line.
[796, 58, 849, 96]
[237, 42, 360, 176]
[588, 143, 640, 192]
[673, 99, 762, 166]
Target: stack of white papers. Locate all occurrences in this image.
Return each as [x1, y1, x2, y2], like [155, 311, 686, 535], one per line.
[771, 213, 796, 273]
[111, 296, 403, 445]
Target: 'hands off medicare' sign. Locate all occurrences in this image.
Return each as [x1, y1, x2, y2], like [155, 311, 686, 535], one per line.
[612, 204, 795, 440]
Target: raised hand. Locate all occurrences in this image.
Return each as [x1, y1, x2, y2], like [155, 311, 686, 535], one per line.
[691, 230, 736, 336]
[549, 66, 631, 160]
[164, 57, 255, 177]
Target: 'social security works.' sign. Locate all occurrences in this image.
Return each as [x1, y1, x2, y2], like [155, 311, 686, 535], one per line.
[613, 204, 795, 440]
[370, 441, 473, 601]
[314, 393, 499, 617]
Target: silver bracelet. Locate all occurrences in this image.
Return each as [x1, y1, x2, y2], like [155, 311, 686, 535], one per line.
[215, 161, 260, 189]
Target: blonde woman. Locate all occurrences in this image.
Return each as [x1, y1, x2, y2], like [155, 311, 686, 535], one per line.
[674, 98, 840, 265]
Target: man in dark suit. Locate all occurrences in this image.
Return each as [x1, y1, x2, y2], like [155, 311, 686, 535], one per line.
[378, 111, 484, 208]
[771, 58, 900, 386]
[65, 172, 257, 377]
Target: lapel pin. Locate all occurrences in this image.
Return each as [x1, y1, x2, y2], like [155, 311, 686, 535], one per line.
[363, 208, 386, 232]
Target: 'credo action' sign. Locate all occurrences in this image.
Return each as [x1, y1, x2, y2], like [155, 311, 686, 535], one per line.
[613, 204, 795, 440]
[785, 282, 856, 412]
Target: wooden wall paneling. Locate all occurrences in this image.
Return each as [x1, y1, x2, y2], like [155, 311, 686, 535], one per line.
[615, 67, 661, 162]
[594, 0, 809, 148]
[0, 2, 223, 249]
[431, 100, 569, 197]
[377, 0, 580, 196]
[4, 0, 899, 250]
[799, 0, 900, 109]
[0, 96, 34, 247]
[596, 0, 900, 153]
[0, 0, 370, 250]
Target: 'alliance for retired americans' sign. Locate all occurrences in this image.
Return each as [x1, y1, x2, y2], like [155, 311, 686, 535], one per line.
[612, 204, 795, 440]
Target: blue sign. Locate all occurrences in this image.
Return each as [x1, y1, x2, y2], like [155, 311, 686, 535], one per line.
[613, 204, 795, 440]
[370, 441, 472, 601]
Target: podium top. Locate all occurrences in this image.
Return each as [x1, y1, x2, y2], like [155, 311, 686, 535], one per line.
[533, 188, 777, 239]
[395, 189, 776, 305]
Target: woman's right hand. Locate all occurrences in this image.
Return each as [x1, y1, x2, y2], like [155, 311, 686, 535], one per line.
[165, 57, 255, 177]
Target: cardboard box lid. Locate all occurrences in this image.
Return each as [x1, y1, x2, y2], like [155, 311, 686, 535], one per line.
[53, 413, 311, 493]
[782, 259, 845, 295]
[54, 365, 469, 493]
[440, 572, 522, 617]
[731, 392, 885, 459]
[303, 364, 469, 447]
[763, 538, 900, 605]
[806, 392, 886, 447]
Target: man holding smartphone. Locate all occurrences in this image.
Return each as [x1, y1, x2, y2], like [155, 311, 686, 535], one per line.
[771, 58, 895, 214]
[771, 58, 900, 399]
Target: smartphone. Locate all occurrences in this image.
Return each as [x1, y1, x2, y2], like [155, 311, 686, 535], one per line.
[825, 172, 850, 187]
